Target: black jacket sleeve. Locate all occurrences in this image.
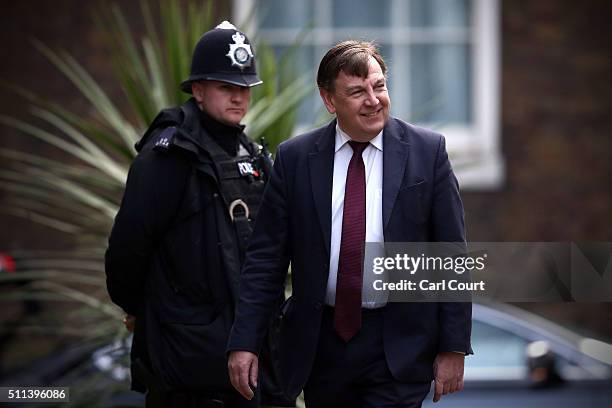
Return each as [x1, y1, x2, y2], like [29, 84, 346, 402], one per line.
[227, 144, 291, 355]
[430, 136, 472, 355]
[105, 147, 190, 315]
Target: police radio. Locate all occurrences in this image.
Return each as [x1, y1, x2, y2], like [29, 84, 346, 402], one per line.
[255, 137, 273, 182]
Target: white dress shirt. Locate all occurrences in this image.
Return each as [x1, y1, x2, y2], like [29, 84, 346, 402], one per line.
[325, 124, 387, 308]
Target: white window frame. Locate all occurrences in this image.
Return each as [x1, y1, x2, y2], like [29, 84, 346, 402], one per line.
[234, 0, 503, 190]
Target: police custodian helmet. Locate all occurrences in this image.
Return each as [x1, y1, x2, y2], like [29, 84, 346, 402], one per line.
[180, 21, 263, 93]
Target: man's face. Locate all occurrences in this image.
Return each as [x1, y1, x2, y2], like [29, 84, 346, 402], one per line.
[192, 80, 251, 126]
[319, 57, 390, 141]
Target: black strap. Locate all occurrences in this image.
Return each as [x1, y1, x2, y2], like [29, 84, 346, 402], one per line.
[197, 130, 256, 251]
[232, 213, 252, 259]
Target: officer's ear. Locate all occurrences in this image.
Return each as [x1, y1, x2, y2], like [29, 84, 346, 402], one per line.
[319, 87, 337, 114]
[192, 82, 206, 104]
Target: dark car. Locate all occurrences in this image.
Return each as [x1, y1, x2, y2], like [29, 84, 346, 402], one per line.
[423, 302, 612, 407]
[3, 301, 612, 407]
[91, 302, 612, 407]
[1, 337, 143, 408]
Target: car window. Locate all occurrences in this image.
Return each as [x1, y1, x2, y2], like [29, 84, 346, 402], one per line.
[469, 321, 529, 368]
[465, 320, 529, 380]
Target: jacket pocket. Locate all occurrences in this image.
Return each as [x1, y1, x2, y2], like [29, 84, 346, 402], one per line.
[397, 180, 429, 224]
[161, 209, 212, 294]
[157, 306, 232, 392]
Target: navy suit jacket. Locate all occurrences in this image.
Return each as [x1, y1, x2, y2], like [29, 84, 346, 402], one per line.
[228, 118, 472, 399]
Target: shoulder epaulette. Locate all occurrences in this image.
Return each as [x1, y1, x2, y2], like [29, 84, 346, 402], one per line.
[153, 127, 177, 152]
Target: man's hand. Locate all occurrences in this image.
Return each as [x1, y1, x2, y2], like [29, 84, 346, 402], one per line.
[123, 315, 135, 332]
[228, 351, 259, 400]
[433, 352, 465, 403]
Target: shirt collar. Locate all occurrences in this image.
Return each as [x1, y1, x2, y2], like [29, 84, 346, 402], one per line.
[335, 123, 383, 153]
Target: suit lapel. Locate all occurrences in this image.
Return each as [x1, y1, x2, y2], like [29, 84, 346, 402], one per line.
[383, 118, 410, 231]
[308, 121, 336, 257]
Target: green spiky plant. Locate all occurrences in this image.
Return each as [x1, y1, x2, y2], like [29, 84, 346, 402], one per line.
[0, 1, 312, 406]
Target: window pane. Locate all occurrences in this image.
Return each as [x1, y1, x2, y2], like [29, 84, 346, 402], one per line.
[253, 0, 475, 130]
[409, 44, 472, 124]
[410, 0, 471, 28]
[257, 0, 313, 29]
[332, 0, 391, 27]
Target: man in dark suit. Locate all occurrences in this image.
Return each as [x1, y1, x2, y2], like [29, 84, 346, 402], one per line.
[227, 40, 472, 407]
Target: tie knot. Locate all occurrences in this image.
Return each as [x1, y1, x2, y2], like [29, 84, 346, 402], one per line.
[348, 141, 369, 156]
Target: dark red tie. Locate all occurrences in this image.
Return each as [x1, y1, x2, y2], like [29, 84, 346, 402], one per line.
[334, 141, 368, 342]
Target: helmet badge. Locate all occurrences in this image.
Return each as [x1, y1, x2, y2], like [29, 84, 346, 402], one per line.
[226, 31, 254, 70]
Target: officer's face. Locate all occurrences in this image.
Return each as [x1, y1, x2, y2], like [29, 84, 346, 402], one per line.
[319, 57, 390, 142]
[192, 81, 250, 126]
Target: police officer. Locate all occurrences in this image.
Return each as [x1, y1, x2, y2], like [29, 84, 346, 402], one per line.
[105, 21, 289, 408]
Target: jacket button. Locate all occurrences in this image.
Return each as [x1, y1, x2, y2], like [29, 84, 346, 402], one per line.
[314, 301, 323, 310]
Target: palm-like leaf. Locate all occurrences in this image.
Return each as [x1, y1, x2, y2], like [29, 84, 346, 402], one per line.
[0, 0, 312, 404]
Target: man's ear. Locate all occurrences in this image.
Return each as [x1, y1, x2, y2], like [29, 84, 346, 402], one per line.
[319, 88, 337, 114]
[192, 82, 204, 103]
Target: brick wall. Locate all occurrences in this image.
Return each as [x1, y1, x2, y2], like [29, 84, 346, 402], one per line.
[463, 0, 612, 337]
[464, 0, 612, 242]
[2, 0, 612, 337]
